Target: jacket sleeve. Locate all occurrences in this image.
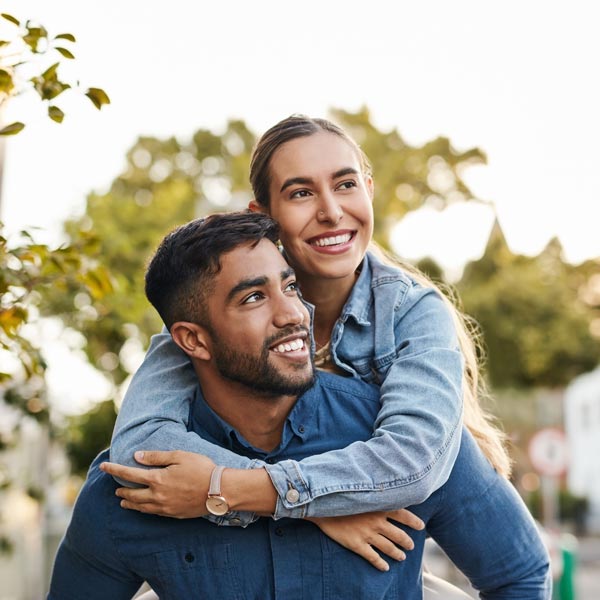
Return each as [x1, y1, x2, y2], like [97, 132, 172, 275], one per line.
[110, 329, 263, 526]
[266, 288, 464, 518]
[427, 430, 551, 599]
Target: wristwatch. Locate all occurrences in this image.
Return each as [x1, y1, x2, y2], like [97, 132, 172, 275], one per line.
[205, 465, 230, 516]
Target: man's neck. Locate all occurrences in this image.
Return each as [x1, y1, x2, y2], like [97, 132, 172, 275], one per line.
[197, 371, 298, 452]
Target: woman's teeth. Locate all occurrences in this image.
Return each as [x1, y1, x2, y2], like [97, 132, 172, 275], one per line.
[312, 233, 351, 247]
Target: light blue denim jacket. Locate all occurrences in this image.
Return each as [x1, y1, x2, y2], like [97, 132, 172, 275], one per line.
[111, 250, 463, 525]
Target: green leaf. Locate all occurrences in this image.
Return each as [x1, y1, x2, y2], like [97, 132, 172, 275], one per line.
[1, 13, 20, 26]
[0, 122, 25, 136]
[41, 62, 60, 80]
[0, 69, 14, 94]
[54, 33, 76, 42]
[55, 46, 75, 59]
[48, 105, 65, 123]
[85, 87, 111, 110]
[23, 26, 48, 52]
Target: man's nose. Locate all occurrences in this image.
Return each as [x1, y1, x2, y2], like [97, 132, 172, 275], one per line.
[273, 294, 306, 328]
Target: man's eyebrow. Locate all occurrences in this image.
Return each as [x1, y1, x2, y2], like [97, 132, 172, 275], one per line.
[281, 267, 295, 281]
[226, 276, 268, 303]
[279, 168, 360, 193]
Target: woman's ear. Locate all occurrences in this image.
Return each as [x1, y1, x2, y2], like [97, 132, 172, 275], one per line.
[248, 200, 267, 214]
[170, 322, 211, 361]
[366, 175, 375, 201]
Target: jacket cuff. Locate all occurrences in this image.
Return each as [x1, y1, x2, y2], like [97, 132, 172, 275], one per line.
[265, 460, 311, 519]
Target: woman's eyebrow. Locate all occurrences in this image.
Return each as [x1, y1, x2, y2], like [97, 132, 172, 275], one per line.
[280, 176, 312, 193]
[279, 167, 359, 193]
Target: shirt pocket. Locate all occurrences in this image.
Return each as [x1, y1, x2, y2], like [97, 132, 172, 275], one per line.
[151, 543, 243, 600]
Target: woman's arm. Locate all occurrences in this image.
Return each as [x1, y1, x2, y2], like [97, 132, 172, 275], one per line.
[110, 329, 266, 526]
[111, 290, 463, 520]
[267, 288, 464, 518]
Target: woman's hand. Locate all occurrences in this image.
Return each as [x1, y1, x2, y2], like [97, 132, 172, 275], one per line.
[100, 450, 216, 518]
[308, 509, 425, 572]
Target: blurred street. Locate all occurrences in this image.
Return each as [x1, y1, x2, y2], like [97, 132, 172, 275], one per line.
[426, 534, 600, 599]
[576, 536, 600, 600]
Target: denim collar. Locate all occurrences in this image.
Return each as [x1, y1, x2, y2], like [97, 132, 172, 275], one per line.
[190, 378, 322, 460]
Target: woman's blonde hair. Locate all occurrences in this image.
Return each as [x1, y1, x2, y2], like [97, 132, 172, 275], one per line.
[369, 242, 512, 477]
[250, 114, 512, 477]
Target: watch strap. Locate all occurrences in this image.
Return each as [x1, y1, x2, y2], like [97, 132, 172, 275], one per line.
[208, 465, 226, 496]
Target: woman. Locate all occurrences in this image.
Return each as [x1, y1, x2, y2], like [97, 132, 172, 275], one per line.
[108, 116, 515, 581]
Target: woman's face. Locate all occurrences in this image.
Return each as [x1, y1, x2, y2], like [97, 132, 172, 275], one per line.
[262, 131, 374, 285]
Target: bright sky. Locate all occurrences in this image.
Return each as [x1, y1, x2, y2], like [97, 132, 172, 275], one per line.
[2, 0, 600, 274]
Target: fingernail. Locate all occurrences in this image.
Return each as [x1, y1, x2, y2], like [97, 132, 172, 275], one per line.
[135, 451, 145, 460]
[382, 564, 390, 572]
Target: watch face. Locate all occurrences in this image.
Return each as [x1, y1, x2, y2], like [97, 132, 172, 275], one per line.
[206, 495, 229, 516]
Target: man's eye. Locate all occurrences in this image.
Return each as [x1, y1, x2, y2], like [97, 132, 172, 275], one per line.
[284, 281, 299, 293]
[242, 292, 263, 304]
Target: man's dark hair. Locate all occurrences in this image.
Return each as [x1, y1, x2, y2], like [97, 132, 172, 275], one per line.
[145, 211, 280, 328]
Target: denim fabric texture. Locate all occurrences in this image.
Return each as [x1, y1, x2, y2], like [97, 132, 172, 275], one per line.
[110, 251, 463, 524]
[50, 373, 550, 599]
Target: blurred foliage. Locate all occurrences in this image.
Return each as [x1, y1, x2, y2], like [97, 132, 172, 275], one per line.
[0, 224, 113, 552]
[0, 12, 109, 135]
[0, 13, 110, 554]
[526, 488, 589, 532]
[458, 220, 600, 388]
[63, 400, 117, 477]
[56, 107, 485, 386]
[329, 107, 486, 248]
[0, 224, 113, 419]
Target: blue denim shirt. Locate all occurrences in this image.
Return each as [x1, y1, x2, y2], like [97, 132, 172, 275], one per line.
[111, 250, 463, 525]
[50, 373, 549, 599]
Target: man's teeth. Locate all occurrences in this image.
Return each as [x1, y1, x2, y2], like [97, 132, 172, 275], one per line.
[273, 339, 305, 353]
[312, 233, 351, 247]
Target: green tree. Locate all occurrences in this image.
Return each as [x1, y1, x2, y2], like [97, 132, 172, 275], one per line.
[459, 221, 600, 388]
[330, 107, 486, 249]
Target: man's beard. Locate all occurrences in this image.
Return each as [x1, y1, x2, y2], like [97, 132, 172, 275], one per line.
[211, 327, 315, 397]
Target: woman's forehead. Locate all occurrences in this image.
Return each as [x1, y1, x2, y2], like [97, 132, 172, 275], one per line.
[269, 131, 361, 182]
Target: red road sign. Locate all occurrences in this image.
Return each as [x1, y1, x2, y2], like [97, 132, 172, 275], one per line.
[528, 428, 568, 477]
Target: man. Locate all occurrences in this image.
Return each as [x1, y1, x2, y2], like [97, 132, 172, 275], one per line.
[48, 212, 550, 599]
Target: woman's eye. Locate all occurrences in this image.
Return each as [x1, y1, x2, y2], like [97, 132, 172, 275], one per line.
[337, 180, 357, 190]
[290, 189, 311, 199]
[242, 292, 263, 304]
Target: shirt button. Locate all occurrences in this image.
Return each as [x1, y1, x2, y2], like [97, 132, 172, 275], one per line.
[266, 457, 275, 464]
[275, 527, 284, 537]
[229, 517, 242, 526]
[285, 488, 300, 503]
[184, 552, 195, 563]
[298, 425, 305, 433]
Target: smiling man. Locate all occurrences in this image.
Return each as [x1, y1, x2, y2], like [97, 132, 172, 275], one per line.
[48, 212, 549, 599]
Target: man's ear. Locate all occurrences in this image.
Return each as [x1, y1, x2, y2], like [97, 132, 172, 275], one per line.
[248, 199, 267, 214]
[170, 321, 211, 361]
